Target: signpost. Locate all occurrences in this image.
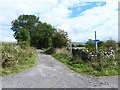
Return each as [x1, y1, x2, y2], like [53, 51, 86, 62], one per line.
[93, 40, 99, 42]
[93, 31, 99, 52]
[70, 42, 72, 54]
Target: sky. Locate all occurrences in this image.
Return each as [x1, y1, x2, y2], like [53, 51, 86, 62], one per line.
[0, 0, 119, 42]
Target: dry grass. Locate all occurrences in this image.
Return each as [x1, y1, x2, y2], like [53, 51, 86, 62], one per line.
[0, 43, 38, 76]
[54, 47, 72, 57]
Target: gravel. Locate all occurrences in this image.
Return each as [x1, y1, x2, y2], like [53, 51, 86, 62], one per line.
[0, 49, 119, 88]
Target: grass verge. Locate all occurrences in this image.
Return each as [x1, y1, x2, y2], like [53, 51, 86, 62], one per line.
[43, 47, 119, 76]
[0, 43, 38, 76]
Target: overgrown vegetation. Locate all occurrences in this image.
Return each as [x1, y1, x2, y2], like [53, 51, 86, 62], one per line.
[0, 42, 38, 76]
[1, 14, 119, 76]
[44, 39, 120, 76]
[1, 14, 69, 76]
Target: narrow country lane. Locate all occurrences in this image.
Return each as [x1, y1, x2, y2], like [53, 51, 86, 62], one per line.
[1, 49, 118, 88]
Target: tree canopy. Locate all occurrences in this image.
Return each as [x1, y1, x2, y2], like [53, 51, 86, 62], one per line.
[105, 40, 117, 50]
[97, 41, 105, 47]
[11, 14, 69, 48]
[52, 29, 69, 48]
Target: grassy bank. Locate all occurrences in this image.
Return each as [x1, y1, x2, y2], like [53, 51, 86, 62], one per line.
[43, 47, 119, 76]
[0, 42, 38, 76]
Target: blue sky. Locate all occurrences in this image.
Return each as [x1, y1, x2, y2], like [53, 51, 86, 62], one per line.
[0, 0, 118, 42]
[68, 2, 106, 18]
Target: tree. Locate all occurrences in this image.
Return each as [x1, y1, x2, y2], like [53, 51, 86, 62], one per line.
[11, 15, 56, 48]
[31, 22, 56, 48]
[105, 40, 117, 50]
[76, 44, 85, 47]
[118, 41, 120, 47]
[18, 28, 30, 46]
[85, 39, 95, 51]
[11, 14, 39, 45]
[72, 44, 75, 47]
[11, 15, 39, 31]
[52, 29, 69, 48]
[41, 23, 56, 48]
[97, 41, 104, 47]
[11, 14, 69, 49]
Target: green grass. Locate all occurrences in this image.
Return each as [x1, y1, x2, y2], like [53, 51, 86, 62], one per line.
[1, 54, 38, 76]
[117, 46, 120, 50]
[0, 43, 38, 76]
[52, 53, 119, 76]
[44, 47, 119, 76]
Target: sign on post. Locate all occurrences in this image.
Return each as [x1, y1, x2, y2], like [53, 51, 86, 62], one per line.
[93, 40, 99, 42]
[93, 31, 99, 52]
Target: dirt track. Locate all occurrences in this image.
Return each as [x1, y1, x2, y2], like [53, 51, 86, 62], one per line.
[0, 49, 118, 88]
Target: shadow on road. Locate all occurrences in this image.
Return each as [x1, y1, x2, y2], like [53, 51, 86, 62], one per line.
[39, 50, 49, 55]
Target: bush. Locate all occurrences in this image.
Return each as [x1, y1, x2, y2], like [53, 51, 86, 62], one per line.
[2, 45, 35, 68]
[76, 44, 85, 47]
[45, 45, 119, 76]
[72, 44, 75, 47]
[52, 29, 69, 48]
[98, 41, 105, 47]
[90, 51, 117, 72]
[18, 41, 30, 48]
[1, 43, 38, 75]
[85, 39, 95, 52]
[71, 55, 83, 64]
[105, 40, 117, 50]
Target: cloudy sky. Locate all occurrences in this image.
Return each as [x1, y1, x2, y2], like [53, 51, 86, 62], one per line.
[0, 0, 119, 42]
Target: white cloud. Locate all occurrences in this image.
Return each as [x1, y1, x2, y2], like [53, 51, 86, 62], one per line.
[0, 0, 118, 42]
[55, 0, 118, 42]
[0, 27, 17, 42]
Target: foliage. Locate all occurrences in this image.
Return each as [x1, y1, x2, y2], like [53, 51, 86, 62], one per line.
[11, 14, 53, 48]
[11, 15, 39, 39]
[52, 29, 69, 48]
[118, 42, 120, 47]
[17, 28, 30, 46]
[85, 39, 117, 52]
[0, 43, 38, 76]
[11, 14, 68, 48]
[85, 39, 95, 52]
[76, 44, 85, 47]
[72, 44, 75, 47]
[105, 40, 117, 50]
[97, 41, 105, 47]
[31, 22, 54, 48]
[90, 52, 116, 72]
[44, 47, 119, 76]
